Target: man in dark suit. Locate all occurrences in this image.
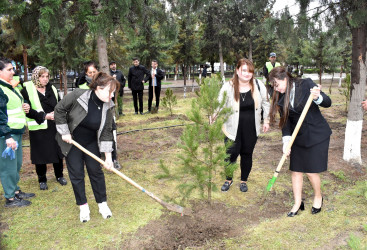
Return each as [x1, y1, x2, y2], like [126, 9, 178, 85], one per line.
[109, 61, 126, 115]
[128, 57, 150, 115]
[146, 60, 165, 114]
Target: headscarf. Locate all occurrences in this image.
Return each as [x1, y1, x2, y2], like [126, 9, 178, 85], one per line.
[31, 66, 48, 88]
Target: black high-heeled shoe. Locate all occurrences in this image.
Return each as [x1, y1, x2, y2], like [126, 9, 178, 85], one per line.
[311, 197, 323, 214]
[287, 202, 305, 217]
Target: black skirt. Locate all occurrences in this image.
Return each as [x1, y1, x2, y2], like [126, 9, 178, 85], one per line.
[289, 137, 330, 173]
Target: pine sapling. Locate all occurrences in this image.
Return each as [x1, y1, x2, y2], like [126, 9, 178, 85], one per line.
[161, 88, 177, 116]
[158, 75, 234, 204]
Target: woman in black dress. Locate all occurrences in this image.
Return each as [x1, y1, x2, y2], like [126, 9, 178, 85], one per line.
[219, 58, 270, 192]
[21, 66, 66, 190]
[269, 66, 332, 217]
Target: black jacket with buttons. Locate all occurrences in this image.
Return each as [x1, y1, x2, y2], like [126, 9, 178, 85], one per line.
[279, 78, 332, 148]
[128, 65, 150, 91]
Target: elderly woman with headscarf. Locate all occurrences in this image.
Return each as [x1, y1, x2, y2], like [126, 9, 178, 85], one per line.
[21, 66, 67, 191]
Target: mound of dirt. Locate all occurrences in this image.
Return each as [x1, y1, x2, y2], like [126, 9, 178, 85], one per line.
[122, 200, 287, 249]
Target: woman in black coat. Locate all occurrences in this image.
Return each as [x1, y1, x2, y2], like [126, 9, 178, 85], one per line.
[21, 66, 66, 191]
[55, 72, 118, 223]
[269, 66, 332, 217]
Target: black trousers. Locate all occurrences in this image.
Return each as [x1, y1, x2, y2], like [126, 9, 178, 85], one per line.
[132, 90, 144, 113]
[224, 136, 257, 182]
[65, 142, 107, 205]
[35, 158, 64, 183]
[148, 85, 161, 111]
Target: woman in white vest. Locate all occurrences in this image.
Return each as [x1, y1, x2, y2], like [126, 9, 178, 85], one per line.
[21, 66, 67, 190]
[218, 58, 270, 193]
[0, 57, 35, 207]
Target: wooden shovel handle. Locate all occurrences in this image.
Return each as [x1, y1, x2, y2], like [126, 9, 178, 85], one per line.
[273, 93, 314, 177]
[70, 140, 162, 202]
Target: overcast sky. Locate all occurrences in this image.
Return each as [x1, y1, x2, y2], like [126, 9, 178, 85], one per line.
[272, 0, 321, 17]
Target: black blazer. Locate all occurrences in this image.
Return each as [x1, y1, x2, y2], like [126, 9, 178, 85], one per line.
[278, 78, 332, 148]
[148, 68, 165, 88]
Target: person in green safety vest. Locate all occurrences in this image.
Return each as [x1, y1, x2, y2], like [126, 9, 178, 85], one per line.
[21, 66, 67, 191]
[78, 61, 98, 89]
[0, 57, 35, 208]
[263, 52, 281, 97]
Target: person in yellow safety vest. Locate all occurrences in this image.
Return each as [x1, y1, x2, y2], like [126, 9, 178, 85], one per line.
[21, 66, 67, 191]
[263, 52, 281, 97]
[0, 57, 35, 208]
[78, 61, 98, 89]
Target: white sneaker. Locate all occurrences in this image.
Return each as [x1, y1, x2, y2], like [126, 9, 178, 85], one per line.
[98, 202, 112, 219]
[79, 204, 90, 223]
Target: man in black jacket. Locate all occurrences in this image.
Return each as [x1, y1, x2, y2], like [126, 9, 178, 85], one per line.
[109, 61, 126, 115]
[146, 60, 165, 113]
[128, 58, 150, 115]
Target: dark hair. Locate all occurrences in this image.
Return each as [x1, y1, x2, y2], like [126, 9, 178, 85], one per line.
[0, 57, 12, 71]
[89, 72, 120, 96]
[152, 59, 158, 64]
[132, 57, 139, 61]
[268, 66, 295, 128]
[84, 61, 99, 73]
[109, 61, 116, 66]
[231, 58, 255, 102]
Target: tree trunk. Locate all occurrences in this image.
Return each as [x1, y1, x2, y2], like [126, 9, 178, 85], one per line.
[219, 40, 224, 79]
[175, 63, 178, 81]
[62, 60, 68, 97]
[183, 64, 186, 98]
[92, 0, 109, 74]
[329, 72, 334, 94]
[22, 45, 28, 82]
[248, 39, 253, 61]
[97, 35, 109, 74]
[338, 65, 343, 87]
[343, 24, 367, 165]
[210, 61, 215, 75]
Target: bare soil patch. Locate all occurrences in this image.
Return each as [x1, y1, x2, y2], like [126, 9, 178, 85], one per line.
[122, 199, 288, 249]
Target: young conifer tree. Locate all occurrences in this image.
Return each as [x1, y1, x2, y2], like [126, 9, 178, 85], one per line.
[161, 88, 177, 116]
[159, 75, 233, 203]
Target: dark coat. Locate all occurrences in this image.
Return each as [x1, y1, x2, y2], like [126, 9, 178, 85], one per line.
[110, 69, 126, 96]
[279, 78, 332, 148]
[148, 68, 165, 87]
[54, 89, 114, 156]
[21, 83, 63, 164]
[128, 65, 150, 91]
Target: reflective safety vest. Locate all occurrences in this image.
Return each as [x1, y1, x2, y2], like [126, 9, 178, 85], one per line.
[24, 81, 58, 131]
[0, 84, 26, 130]
[265, 62, 281, 73]
[79, 82, 89, 89]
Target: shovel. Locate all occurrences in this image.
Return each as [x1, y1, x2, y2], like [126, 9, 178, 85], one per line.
[151, 77, 158, 114]
[71, 139, 185, 215]
[266, 93, 314, 192]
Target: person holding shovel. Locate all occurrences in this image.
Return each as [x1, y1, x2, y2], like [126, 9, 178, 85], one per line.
[269, 66, 332, 217]
[146, 60, 164, 114]
[219, 58, 270, 193]
[55, 72, 119, 222]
